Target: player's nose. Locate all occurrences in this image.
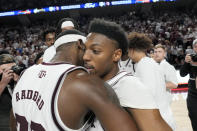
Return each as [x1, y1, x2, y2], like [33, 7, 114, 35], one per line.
[83, 50, 91, 62]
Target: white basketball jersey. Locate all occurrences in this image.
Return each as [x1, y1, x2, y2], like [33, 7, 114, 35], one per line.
[118, 58, 134, 74]
[12, 62, 90, 131]
[87, 71, 157, 131]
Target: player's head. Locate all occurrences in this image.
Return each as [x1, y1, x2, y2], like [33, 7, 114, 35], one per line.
[43, 28, 55, 47]
[56, 18, 78, 37]
[154, 44, 166, 63]
[128, 32, 152, 62]
[54, 29, 86, 66]
[83, 19, 128, 80]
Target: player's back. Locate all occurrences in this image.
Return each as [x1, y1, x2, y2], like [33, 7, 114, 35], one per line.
[12, 62, 88, 131]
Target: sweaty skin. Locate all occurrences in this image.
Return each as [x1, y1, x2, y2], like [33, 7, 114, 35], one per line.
[58, 69, 137, 131]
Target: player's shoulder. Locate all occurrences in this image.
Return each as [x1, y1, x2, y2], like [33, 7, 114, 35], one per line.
[162, 60, 175, 70]
[114, 74, 157, 109]
[65, 70, 105, 93]
[61, 71, 113, 106]
[138, 57, 156, 68]
[22, 64, 38, 74]
[118, 75, 146, 90]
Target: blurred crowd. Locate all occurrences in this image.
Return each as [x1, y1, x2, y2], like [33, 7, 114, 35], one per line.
[0, 10, 197, 69]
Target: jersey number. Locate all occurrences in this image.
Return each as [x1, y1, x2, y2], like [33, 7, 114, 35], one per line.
[15, 113, 45, 131]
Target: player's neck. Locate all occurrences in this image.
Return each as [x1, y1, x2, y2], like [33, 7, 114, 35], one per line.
[156, 59, 163, 63]
[135, 53, 146, 63]
[50, 52, 77, 65]
[102, 64, 119, 81]
[121, 54, 129, 61]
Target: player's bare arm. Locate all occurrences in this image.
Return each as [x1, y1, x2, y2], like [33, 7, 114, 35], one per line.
[58, 69, 138, 131]
[127, 108, 172, 131]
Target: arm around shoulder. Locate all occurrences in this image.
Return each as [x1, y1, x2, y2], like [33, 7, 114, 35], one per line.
[127, 108, 172, 131]
[70, 74, 138, 131]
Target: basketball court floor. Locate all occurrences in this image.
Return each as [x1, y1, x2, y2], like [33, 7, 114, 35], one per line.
[171, 91, 192, 131]
[170, 71, 192, 131]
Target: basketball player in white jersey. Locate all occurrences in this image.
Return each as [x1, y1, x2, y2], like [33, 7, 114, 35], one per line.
[127, 32, 175, 130]
[42, 28, 56, 62]
[154, 44, 178, 104]
[11, 30, 137, 131]
[118, 52, 135, 74]
[83, 19, 172, 131]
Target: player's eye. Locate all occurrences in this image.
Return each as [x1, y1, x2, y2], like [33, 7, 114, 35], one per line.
[93, 49, 101, 54]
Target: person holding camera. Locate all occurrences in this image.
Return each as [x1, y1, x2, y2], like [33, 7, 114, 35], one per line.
[180, 39, 197, 131]
[0, 54, 21, 131]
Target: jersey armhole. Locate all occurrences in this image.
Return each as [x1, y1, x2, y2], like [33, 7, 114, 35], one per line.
[51, 66, 89, 131]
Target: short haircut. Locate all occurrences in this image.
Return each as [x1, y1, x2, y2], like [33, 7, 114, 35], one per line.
[128, 32, 152, 52]
[0, 54, 15, 65]
[154, 44, 166, 51]
[42, 28, 55, 41]
[88, 19, 128, 56]
[56, 18, 78, 37]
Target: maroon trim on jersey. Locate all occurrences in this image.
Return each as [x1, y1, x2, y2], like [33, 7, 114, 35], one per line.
[42, 62, 72, 65]
[51, 66, 88, 131]
[106, 71, 127, 83]
[109, 72, 132, 87]
[118, 59, 131, 68]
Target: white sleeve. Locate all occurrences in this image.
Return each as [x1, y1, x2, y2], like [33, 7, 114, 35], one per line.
[165, 65, 178, 86]
[43, 46, 56, 62]
[115, 76, 158, 109]
[136, 60, 158, 96]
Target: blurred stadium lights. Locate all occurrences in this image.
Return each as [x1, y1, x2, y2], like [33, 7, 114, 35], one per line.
[0, 0, 176, 17]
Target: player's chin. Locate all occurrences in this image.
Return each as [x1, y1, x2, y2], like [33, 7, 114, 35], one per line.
[89, 69, 98, 75]
[87, 68, 95, 73]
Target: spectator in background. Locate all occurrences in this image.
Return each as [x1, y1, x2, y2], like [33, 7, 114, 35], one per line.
[55, 17, 78, 37]
[42, 28, 55, 62]
[154, 44, 178, 105]
[43, 18, 78, 63]
[0, 54, 19, 131]
[180, 39, 197, 131]
[185, 45, 194, 54]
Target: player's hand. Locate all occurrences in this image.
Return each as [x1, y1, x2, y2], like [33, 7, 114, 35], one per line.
[185, 54, 192, 63]
[1, 69, 14, 86]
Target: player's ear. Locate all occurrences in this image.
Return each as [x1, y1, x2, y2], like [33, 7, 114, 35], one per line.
[113, 49, 122, 62]
[76, 39, 85, 51]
